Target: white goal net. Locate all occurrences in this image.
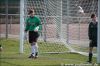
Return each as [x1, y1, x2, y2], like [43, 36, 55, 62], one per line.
[24, 0, 98, 56]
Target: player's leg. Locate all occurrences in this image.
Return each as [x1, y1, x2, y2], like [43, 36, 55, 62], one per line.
[33, 42, 38, 58]
[33, 32, 39, 58]
[87, 40, 96, 63]
[28, 31, 35, 58]
[88, 47, 93, 63]
[28, 31, 39, 58]
[29, 42, 38, 58]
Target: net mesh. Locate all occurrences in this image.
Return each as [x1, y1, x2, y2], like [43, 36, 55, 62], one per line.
[24, 0, 98, 56]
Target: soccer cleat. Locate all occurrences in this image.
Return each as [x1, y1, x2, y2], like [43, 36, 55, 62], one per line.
[34, 52, 38, 59]
[28, 53, 35, 58]
[34, 56, 38, 59]
[86, 61, 92, 63]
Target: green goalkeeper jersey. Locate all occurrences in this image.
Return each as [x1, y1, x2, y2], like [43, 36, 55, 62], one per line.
[25, 16, 41, 31]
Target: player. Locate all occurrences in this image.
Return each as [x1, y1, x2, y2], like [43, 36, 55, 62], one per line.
[87, 14, 98, 63]
[24, 9, 41, 58]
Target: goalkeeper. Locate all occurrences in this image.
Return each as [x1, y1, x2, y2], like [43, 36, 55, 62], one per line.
[24, 9, 42, 58]
[87, 14, 98, 63]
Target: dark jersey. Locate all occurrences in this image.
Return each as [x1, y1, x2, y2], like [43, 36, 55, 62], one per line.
[88, 21, 98, 41]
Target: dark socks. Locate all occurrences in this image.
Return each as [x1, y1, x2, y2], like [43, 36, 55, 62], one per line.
[88, 53, 93, 63]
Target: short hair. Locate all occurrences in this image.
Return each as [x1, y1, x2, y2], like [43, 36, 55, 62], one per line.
[91, 14, 96, 18]
[28, 9, 34, 15]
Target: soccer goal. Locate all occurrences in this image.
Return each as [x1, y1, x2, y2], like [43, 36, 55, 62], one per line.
[23, 0, 98, 56]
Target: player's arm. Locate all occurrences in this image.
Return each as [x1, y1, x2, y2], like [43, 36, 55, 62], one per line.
[25, 18, 30, 32]
[88, 23, 92, 40]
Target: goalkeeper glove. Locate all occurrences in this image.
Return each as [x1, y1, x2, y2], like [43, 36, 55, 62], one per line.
[34, 26, 39, 32]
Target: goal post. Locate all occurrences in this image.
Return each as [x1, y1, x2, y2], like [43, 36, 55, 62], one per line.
[19, 0, 24, 53]
[97, 0, 100, 64]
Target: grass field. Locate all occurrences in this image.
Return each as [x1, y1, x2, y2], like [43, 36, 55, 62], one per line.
[0, 38, 97, 66]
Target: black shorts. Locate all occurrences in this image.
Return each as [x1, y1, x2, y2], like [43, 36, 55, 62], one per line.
[89, 40, 97, 47]
[29, 31, 39, 43]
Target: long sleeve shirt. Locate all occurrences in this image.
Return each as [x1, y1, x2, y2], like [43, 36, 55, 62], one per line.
[88, 21, 97, 41]
[25, 16, 42, 31]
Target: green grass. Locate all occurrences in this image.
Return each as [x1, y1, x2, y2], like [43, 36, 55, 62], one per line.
[0, 38, 97, 66]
